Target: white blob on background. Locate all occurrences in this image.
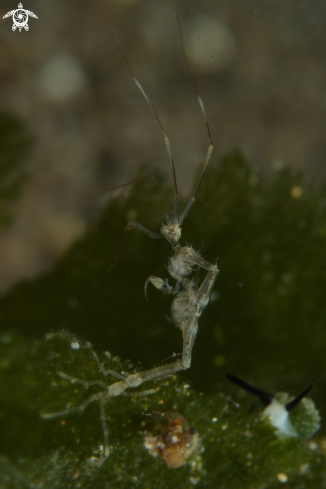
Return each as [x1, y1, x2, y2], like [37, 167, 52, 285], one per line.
[262, 398, 297, 437]
[186, 17, 236, 74]
[39, 54, 86, 102]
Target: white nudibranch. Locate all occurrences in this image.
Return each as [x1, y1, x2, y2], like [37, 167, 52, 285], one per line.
[227, 375, 321, 439]
[262, 395, 298, 437]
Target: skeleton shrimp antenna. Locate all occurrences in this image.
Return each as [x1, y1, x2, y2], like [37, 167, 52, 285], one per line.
[176, 13, 214, 225]
[94, 0, 180, 223]
[83, 174, 172, 210]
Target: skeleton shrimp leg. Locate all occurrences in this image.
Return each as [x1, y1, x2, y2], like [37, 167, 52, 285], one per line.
[42, 356, 190, 458]
[125, 220, 162, 240]
[42, 366, 158, 458]
[42, 372, 114, 457]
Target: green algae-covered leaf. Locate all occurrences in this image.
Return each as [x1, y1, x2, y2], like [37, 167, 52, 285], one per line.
[1, 150, 326, 487]
[0, 331, 324, 489]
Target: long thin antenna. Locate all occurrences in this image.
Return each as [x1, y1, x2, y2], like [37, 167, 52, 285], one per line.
[83, 174, 172, 211]
[227, 375, 274, 404]
[176, 13, 214, 225]
[93, 0, 180, 222]
[285, 385, 312, 412]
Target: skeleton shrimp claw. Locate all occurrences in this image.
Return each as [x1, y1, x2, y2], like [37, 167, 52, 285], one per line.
[144, 276, 177, 300]
[126, 220, 162, 240]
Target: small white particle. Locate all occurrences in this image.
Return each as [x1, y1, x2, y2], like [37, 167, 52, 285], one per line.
[308, 441, 318, 450]
[212, 417, 218, 423]
[277, 473, 288, 483]
[70, 342, 80, 350]
[99, 445, 103, 452]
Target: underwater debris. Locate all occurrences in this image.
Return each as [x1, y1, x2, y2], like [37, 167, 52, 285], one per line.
[143, 411, 200, 468]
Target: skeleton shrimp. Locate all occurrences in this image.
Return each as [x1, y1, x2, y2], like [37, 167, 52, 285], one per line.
[42, 5, 218, 458]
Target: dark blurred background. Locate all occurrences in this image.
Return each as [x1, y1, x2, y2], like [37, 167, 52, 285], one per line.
[0, 0, 325, 293]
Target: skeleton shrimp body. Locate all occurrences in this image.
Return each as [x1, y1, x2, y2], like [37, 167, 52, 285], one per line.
[42, 7, 218, 457]
[141, 228, 218, 370]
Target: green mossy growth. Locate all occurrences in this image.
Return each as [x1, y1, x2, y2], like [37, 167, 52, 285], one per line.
[0, 331, 324, 489]
[1, 150, 326, 487]
[0, 112, 33, 227]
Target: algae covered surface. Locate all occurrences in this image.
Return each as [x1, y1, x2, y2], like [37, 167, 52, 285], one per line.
[1, 151, 326, 487]
[0, 331, 324, 489]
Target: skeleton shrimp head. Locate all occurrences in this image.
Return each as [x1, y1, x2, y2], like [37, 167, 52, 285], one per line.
[160, 214, 181, 248]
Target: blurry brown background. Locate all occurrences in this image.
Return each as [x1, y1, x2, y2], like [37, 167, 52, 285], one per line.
[0, 0, 325, 293]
